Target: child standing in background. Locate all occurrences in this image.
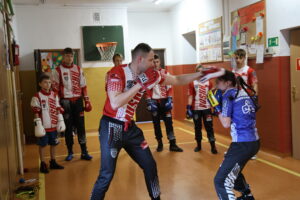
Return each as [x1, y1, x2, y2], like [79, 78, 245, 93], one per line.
[186, 64, 218, 154]
[31, 74, 65, 173]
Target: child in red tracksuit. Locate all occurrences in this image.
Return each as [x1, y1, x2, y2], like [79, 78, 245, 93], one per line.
[146, 54, 183, 152]
[52, 47, 93, 161]
[31, 74, 65, 173]
[232, 48, 258, 160]
[186, 65, 218, 154]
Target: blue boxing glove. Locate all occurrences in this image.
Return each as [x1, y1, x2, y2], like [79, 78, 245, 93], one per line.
[208, 89, 223, 115]
[164, 97, 173, 111]
[146, 99, 158, 112]
[186, 105, 193, 119]
[213, 89, 223, 115]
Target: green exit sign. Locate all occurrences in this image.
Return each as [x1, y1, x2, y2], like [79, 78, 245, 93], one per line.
[268, 37, 279, 47]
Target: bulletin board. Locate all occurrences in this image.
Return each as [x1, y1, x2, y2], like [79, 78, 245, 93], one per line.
[198, 17, 223, 63]
[231, 0, 266, 58]
[82, 26, 124, 61]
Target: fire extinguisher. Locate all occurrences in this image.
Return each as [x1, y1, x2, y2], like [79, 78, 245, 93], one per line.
[12, 41, 20, 66]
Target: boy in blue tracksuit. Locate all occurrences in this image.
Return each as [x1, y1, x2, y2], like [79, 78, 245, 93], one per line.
[210, 70, 260, 200]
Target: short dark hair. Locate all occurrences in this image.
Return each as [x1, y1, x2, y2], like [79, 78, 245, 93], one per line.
[195, 64, 203, 72]
[154, 54, 160, 60]
[112, 53, 123, 62]
[234, 49, 246, 58]
[132, 43, 152, 60]
[217, 70, 237, 87]
[38, 73, 50, 83]
[63, 47, 74, 55]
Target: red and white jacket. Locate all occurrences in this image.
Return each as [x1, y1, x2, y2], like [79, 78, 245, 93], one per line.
[146, 68, 172, 100]
[103, 64, 165, 122]
[52, 63, 87, 99]
[188, 80, 213, 110]
[31, 90, 63, 132]
[232, 65, 257, 87]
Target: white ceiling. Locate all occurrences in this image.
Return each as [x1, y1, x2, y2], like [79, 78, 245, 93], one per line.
[13, 0, 183, 11]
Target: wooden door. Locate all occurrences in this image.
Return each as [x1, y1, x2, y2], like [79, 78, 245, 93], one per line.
[290, 29, 300, 159]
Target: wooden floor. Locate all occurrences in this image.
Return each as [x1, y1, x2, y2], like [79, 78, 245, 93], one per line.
[21, 120, 300, 200]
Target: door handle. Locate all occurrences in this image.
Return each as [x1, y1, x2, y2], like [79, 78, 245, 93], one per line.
[292, 85, 297, 101]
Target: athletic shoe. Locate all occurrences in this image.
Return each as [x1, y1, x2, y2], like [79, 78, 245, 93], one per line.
[40, 161, 49, 174]
[194, 146, 201, 152]
[251, 155, 257, 160]
[65, 154, 74, 161]
[50, 160, 64, 170]
[81, 153, 93, 160]
[237, 194, 255, 200]
[169, 140, 183, 152]
[156, 139, 163, 152]
[170, 144, 183, 152]
[194, 141, 202, 152]
[210, 141, 218, 154]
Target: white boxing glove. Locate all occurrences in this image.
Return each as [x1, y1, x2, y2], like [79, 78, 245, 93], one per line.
[34, 118, 46, 137]
[57, 114, 66, 133]
[200, 67, 225, 83]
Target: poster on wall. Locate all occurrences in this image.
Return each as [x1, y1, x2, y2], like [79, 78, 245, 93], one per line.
[198, 17, 223, 63]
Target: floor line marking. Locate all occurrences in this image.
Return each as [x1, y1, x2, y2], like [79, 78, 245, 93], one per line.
[38, 160, 46, 200]
[177, 127, 300, 178]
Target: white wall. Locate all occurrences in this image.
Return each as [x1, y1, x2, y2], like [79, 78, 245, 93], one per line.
[168, 0, 300, 65]
[265, 0, 300, 56]
[170, 0, 223, 65]
[128, 12, 173, 65]
[15, 5, 129, 71]
[15, 0, 300, 70]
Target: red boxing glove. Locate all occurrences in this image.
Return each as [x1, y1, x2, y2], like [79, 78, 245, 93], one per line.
[137, 67, 162, 90]
[84, 97, 92, 112]
[200, 67, 225, 83]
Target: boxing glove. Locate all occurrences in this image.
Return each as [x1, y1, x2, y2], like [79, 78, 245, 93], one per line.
[57, 114, 66, 133]
[164, 97, 173, 111]
[34, 118, 46, 137]
[200, 67, 225, 83]
[146, 99, 158, 112]
[84, 96, 92, 112]
[186, 105, 193, 119]
[137, 67, 161, 90]
[208, 89, 223, 115]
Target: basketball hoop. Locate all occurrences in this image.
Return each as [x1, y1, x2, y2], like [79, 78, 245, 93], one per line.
[96, 42, 118, 61]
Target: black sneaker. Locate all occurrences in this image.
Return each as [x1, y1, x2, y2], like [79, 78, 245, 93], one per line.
[194, 141, 202, 152]
[169, 139, 183, 152]
[210, 141, 218, 154]
[170, 144, 183, 152]
[40, 161, 49, 174]
[156, 140, 163, 152]
[50, 160, 64, 170]
[237, 194, 255, 200]
[194, 146, 201, 152]
[81, 153, 93, 160]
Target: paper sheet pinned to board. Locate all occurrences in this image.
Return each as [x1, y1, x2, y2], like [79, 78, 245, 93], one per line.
[256, 16, 263, 35]
[256, 44, 264, 64]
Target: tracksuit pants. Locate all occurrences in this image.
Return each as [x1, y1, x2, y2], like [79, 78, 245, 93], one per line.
[214, 140, 260, 200]
[151, 98, 175, 141]
[192, 109, 215, 142]
[90, 115, 161, 200]
[60, 98, 88, 155]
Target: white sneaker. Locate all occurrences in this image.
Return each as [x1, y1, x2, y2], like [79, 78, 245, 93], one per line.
[251, 155, 257, 160]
